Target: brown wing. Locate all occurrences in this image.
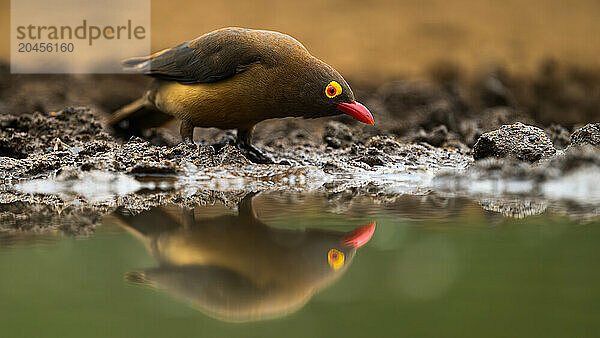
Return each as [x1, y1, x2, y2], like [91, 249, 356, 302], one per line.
[122, 28, 264, 84]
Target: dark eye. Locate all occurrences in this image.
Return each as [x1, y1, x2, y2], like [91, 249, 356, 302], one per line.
[327, 86, 336, 96]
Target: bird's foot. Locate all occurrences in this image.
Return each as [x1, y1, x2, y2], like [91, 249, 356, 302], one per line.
[208, 132, 289, 164]
[238, 143, 275, 164]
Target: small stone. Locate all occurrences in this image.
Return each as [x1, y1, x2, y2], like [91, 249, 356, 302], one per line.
[357, 155, 386, 167]
[570, 123, 600, 147]
[216, 145, 251, 166]
[473, 122, 556, 162]
[367, 136, 402, 155]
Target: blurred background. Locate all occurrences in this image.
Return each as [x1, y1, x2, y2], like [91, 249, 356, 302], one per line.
[1, 0, 599, 147]
[2, 0, 600, 80]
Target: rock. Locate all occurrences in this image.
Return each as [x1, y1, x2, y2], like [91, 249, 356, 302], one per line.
[356, 154, 386, 167]
[473, 122, 556, 162]
[351, 140, 395, 167]
[367, 136, 402, 155]
[216, 145, 251, 166]
[570, 123, 600, 147]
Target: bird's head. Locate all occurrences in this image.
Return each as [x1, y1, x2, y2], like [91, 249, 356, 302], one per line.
[287, 59, 375, 125]
[302, 221, 376, 277]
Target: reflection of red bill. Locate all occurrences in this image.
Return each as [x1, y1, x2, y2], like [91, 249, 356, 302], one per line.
[341, 221, 376, 248]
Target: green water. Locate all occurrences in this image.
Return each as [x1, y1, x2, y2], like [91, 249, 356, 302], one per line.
[0, 193, 599, 338]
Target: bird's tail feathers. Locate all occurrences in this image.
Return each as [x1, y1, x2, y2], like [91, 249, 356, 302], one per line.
[121, 56, 151, 73]
[124, 271, 159, 289]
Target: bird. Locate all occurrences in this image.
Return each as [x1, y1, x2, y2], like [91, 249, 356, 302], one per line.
[114, 193, 375, 322]
[110, 27, 374, 163]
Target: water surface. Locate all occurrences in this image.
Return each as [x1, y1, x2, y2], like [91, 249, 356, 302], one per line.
[0, 192, 599, 337]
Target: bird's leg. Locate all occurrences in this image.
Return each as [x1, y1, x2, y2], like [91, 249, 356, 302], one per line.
[180, 120, 195, 144]
[238, 192, 258, 219]
[236, 127, 274, 164]
[237, 192, 267, 227]
[181, 208, 195, 230]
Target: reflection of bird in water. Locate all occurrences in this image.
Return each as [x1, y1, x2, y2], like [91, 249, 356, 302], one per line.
[115, 194, 375, 322]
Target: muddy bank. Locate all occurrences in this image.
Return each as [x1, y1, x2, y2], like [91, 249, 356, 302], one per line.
[3, 109, 600, 228]
[1, 61, 600, 232]
[0, 107, 470, 182]
[0, 105, 471, 235]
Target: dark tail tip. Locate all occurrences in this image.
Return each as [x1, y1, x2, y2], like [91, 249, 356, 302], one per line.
[121, 56, 151, 73]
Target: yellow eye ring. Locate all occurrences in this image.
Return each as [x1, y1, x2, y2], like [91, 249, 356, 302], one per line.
[325, 81, 342, 98]
[327, 249, 345, 270]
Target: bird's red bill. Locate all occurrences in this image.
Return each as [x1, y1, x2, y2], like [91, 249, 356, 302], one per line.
[337, 101, 374, 125]
[342, 221, 376, 248]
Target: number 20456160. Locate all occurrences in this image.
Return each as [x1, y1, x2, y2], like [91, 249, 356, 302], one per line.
[17, 42, 74, 53]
